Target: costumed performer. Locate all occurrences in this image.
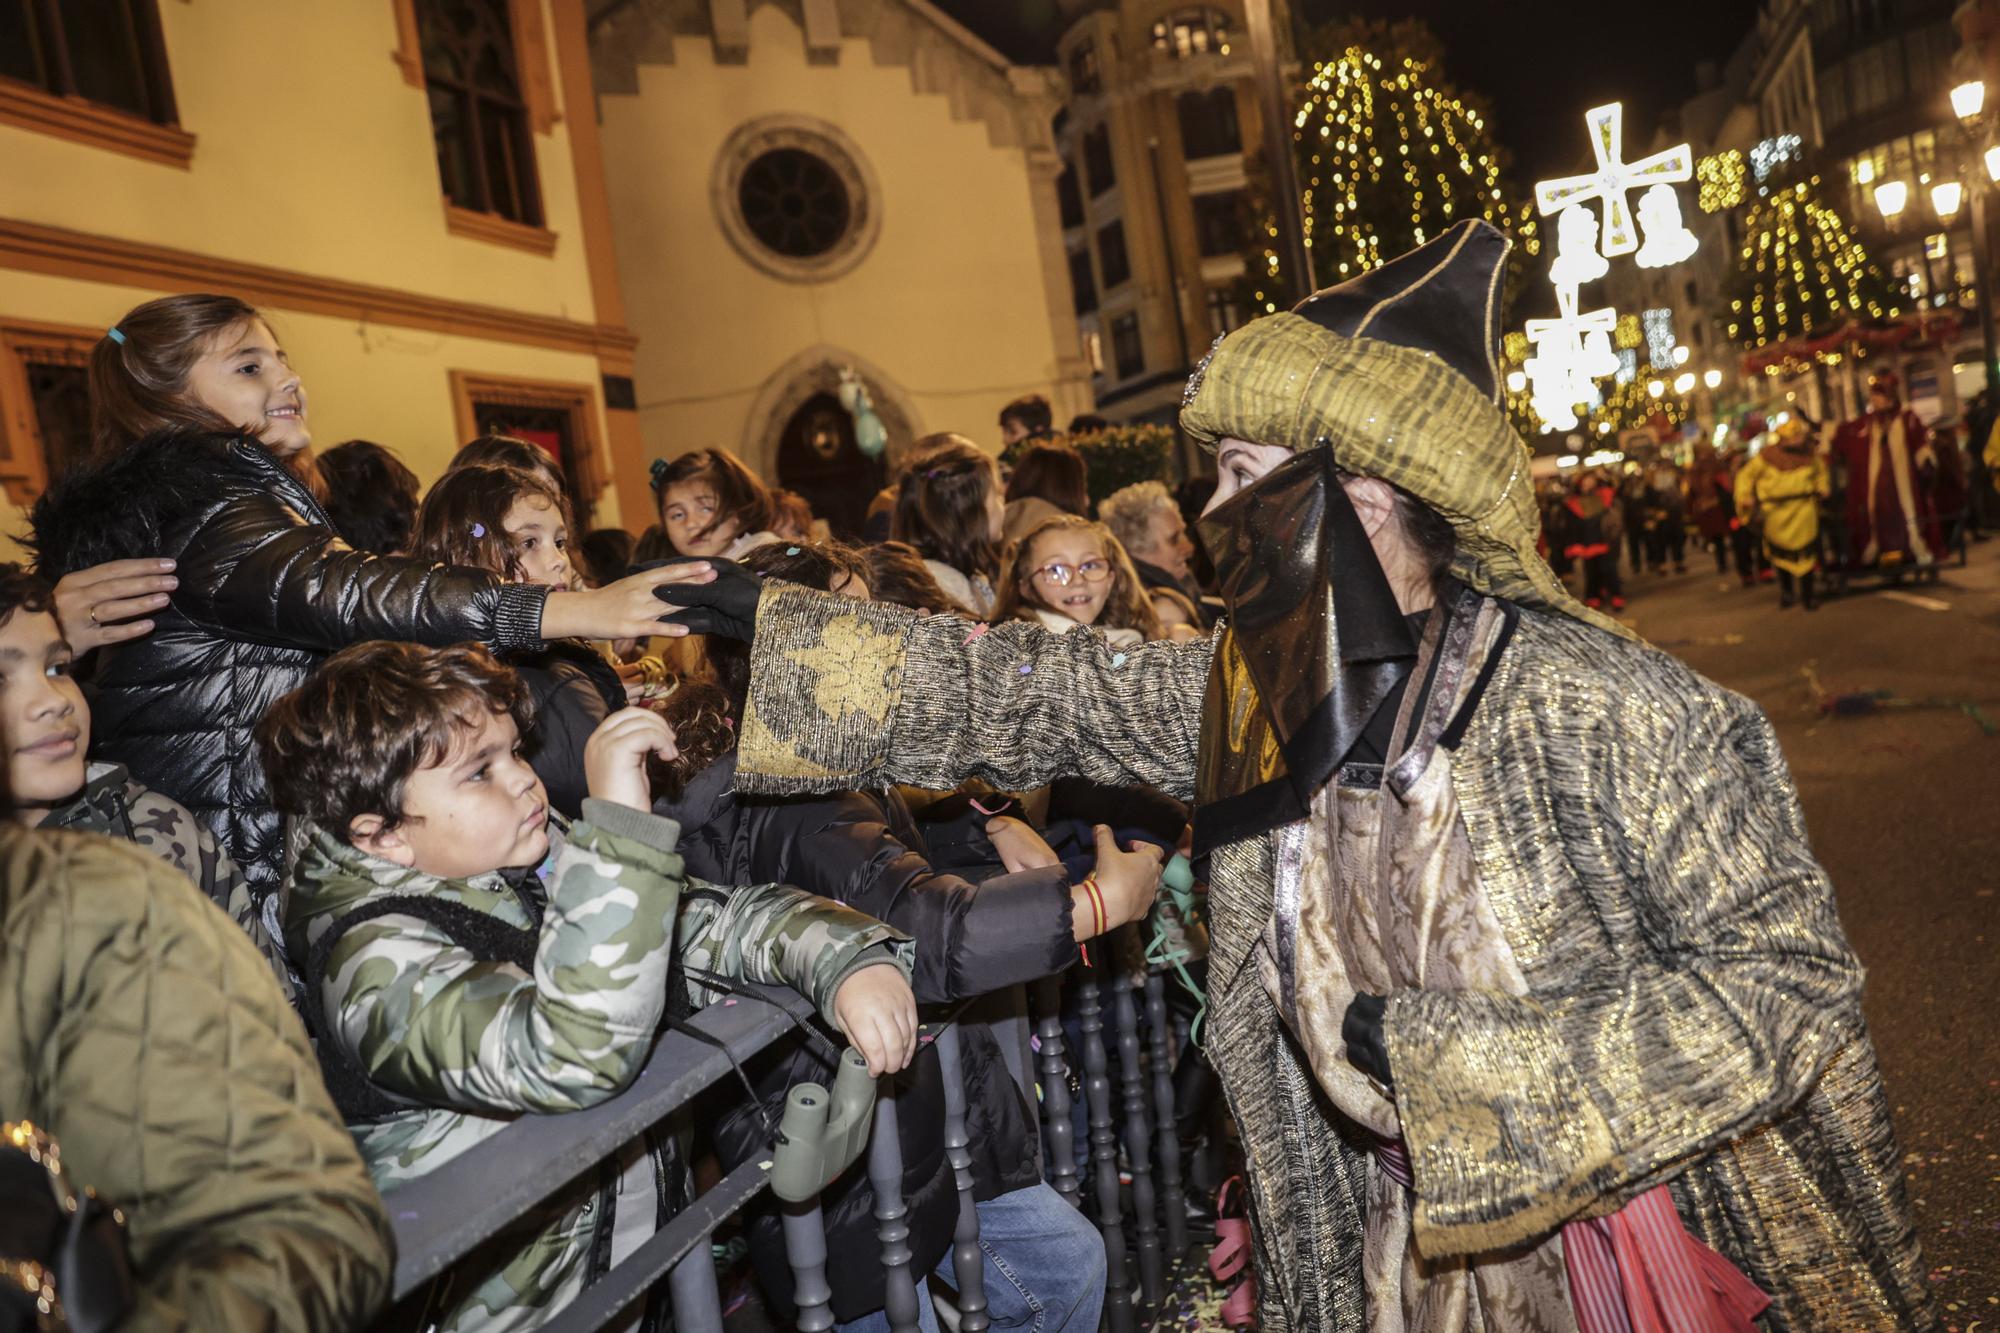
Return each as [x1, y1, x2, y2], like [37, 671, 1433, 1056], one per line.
[660, 220, 1932, 1333]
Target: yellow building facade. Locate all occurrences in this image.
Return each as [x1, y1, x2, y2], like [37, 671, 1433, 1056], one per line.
[590, 0, 1092, 534]
[0, 0, 645, 559]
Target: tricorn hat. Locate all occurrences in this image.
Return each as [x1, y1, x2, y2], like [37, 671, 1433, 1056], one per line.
[1181, 219, 1624, 636]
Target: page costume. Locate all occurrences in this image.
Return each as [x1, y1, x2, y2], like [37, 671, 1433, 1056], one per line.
[718, 223, 1932, 1331]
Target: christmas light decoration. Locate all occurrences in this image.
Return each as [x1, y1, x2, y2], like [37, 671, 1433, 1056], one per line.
[1287, 37, 1533, 282]
[1534, 103, 1693, 256]
[1749, 134, 1802, 184]
[1634, 184, 1699, 268]
[1642, 308, 1677, 367]
[1524, 290, 1619, 432]
[1697, 151, 1746, 213]
[1722, 175, 1899, 350]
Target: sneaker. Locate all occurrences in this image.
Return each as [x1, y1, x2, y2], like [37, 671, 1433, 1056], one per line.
[1586, 597, 1602, 609]
[1610, 596, 1626, 611]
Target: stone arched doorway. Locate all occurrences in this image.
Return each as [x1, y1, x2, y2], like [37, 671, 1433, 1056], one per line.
[774, 391, 886, 539]
[741, 347, 924, 533]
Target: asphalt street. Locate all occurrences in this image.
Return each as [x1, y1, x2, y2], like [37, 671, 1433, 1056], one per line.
[1606, 540, 2000, 1326]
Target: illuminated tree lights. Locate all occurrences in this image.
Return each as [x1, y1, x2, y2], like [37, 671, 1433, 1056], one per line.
[1697, 150, 1747, 214]
[1721, 175, 1901, 350]
[1244, 22, 1533, 311]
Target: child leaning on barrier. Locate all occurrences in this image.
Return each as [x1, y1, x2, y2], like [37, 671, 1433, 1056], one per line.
[256, 640, 918, 1333]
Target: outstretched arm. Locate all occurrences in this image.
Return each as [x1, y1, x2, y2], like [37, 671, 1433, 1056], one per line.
[734, 584, 1214, 799]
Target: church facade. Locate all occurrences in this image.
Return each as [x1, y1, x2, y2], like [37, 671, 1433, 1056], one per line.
[590, 0, 1093, 529]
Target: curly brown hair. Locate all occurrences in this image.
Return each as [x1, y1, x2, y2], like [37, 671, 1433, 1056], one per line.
[410, 464, 568, 584]
[256, 640, 533, 834]
[993, 513, 1162, 640]
[863, 541, 972, 617]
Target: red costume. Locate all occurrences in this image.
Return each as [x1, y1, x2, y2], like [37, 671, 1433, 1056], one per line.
[1828, 371, 1944, 568]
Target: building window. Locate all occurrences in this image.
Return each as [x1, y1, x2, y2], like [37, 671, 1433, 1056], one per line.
[1206, 289, 1243, 337]
[1192, 191, 1247, 257]
[0, 0, 177, 124]
[1177, 88, 1242, 160]
[451, 371, 603, 526]
[1070, 249, 1098, 315]
[1151, 8, 1232, 58]
[713, 115, 881, 283]
[739, 148, 851, 258]
[1058, 159, 1085, 229]
[416, 0, 544, 225]
[1110, 312, 1145, 380]
[1068, 40, 1101, 96]
[0, 321, 98, 505]
[1083, 124, 1117, 197]
[1097, 220, 1131, 289]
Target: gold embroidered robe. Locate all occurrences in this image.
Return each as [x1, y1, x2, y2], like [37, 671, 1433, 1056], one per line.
[731, 584, 1934, 1332]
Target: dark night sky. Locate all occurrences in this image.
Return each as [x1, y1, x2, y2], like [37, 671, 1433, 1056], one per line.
[943, 1, 1764, 189]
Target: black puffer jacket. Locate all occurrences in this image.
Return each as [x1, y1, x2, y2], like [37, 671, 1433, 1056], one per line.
[657, 751, 1075, 1321]
[30, 430, 548, 897]
[511, 640, 626, 819]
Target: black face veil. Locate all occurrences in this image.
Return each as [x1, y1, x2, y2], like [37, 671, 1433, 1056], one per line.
[1191, 448, 1417, 852]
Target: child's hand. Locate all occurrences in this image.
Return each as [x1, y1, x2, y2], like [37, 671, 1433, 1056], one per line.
[1089, 824, 1165, 932]
[584, 707, 679, 811]
[985, 814, 1060, 873]
[832, 963, 917, 1077]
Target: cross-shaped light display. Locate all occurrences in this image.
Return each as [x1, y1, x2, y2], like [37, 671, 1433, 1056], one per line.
[1534, 102, 1694, 256]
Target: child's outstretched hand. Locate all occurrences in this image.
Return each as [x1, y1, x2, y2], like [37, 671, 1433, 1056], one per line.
[832, 963, 917, 1077]
[1090, 824, 1166, 932]
[584, 707, 679, 811]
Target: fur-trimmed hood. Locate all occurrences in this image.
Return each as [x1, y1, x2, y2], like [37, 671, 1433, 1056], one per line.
[29, 429, 276, 579]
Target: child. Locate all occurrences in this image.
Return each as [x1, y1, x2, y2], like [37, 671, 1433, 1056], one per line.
[409, 463, 628, 816]
[0, 562, 295, 994]
[1555, 470, 1626, 611]
[257, 640, 917, 1333]
[891, 433, 1005, 618]
[995, 513, 1192, 646]
[317, 438, 421, 555]
[31, 293, 706, 898]
[1000, 440, 1089, 546]
[651, 448, 780, 561]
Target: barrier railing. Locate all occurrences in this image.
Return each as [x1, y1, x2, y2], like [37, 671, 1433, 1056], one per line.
[384, 931, 1206, 1333]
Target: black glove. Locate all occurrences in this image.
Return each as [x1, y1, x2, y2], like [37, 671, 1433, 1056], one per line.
[646, 557, 761, 641]
[1342, 991, 1392, 1088]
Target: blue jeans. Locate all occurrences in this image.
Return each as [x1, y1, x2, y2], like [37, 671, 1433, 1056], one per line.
[836, 1183, 1106, 1333]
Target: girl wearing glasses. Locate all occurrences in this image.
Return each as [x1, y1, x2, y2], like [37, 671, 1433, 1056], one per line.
[996, 513, 1201, 646]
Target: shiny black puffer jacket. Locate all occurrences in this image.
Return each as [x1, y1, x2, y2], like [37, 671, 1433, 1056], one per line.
[31, 430, 549, 899]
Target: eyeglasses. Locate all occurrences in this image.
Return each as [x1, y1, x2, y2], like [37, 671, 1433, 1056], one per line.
[1030, 558, 1111, 588]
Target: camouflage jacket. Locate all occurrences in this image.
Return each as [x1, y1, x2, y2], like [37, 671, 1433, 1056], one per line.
[286, 797, 911, 1333]
[45, 761, 296, 1000]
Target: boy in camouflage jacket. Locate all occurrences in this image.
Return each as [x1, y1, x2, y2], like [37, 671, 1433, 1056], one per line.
[259, 640, 918, 1333]
[0, 563, 295, 994]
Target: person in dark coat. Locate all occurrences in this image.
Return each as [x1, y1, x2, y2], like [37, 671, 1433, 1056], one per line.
[28, 294, 709, 905]
[657, 541, 1165, 1333]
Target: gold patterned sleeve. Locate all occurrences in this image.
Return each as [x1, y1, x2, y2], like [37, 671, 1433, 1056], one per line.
[734, 583, 1215, 799]
[1384, 676, 1867, 1257]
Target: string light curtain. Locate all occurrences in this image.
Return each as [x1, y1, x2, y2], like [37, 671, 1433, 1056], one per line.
[1723, 174, 1899, 350]
[1245, 20, 1535, 312]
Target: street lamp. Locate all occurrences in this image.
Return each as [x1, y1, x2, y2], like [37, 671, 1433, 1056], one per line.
[1674, 371, 1698, 394]
[1874, 180, 1910, 219]
[1506, 369, 1528, 393]
[1703, 368, 1723, 390]
[1952, 77, 2000, 399]
[1647, 379, 1666, 399]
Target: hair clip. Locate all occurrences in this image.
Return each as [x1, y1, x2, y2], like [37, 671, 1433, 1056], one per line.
[471, 522, 486, 538]
[106, 327, 126, 345]
[785, 546, 800, 556]
[649, 458, 670, 484]
[925, 467, 943, 478]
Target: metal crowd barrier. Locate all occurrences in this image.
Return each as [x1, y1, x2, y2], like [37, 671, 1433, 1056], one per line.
[385, 931, 1204, 1333]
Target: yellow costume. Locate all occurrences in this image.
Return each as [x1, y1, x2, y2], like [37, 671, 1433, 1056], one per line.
[1736, 434, 1828, 577]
